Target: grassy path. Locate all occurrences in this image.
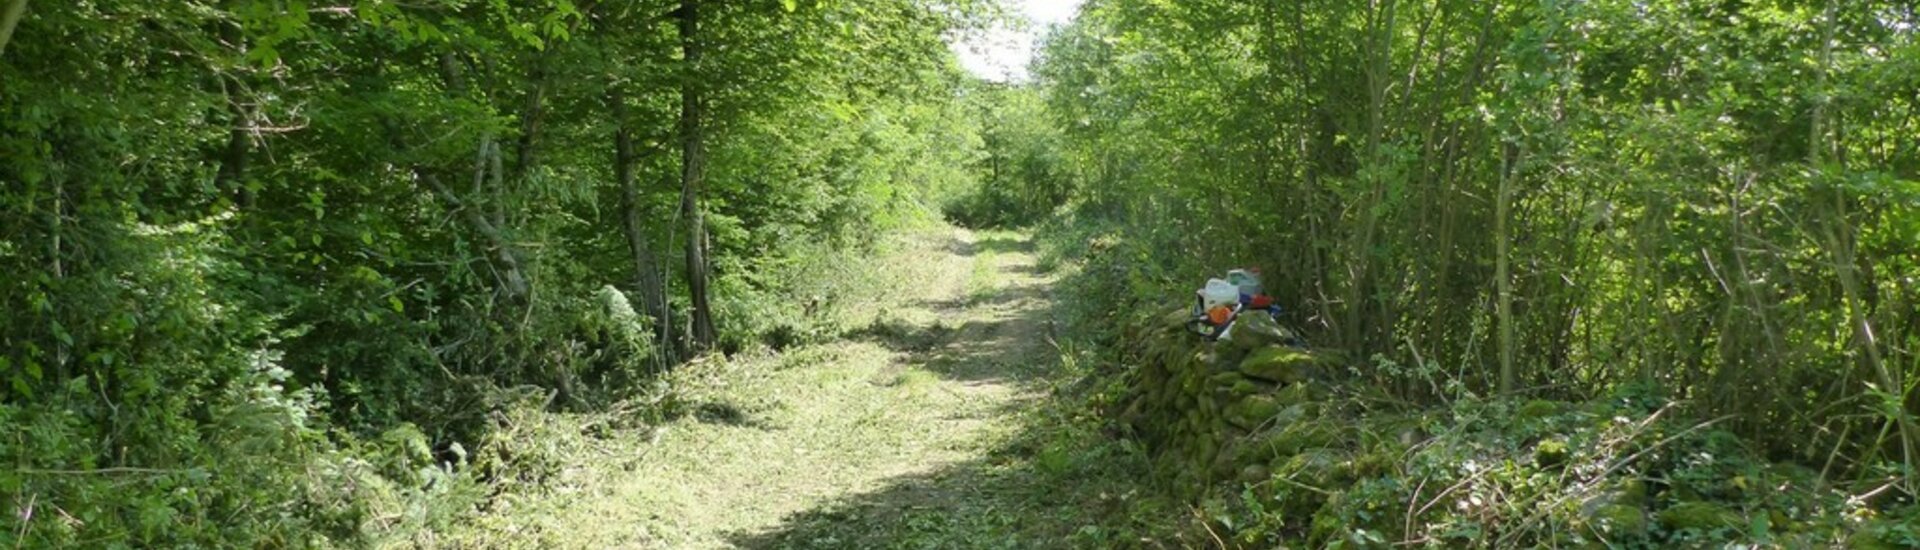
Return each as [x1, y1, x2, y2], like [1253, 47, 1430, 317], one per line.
[439, 228, 1172, 548]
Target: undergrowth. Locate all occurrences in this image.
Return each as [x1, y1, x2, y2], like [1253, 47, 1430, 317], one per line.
[1033, 211, 1920, 549]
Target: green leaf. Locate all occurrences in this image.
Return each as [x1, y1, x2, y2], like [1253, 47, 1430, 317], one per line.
[782, 0, 797, 12]
[51, 322, 72, 347]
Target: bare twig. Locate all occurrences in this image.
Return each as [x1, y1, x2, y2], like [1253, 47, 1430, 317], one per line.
[1413, 465, 1490, 520]
[1189, 504, 1229, 549]
[1403, 474, 1428, 543]
[14, 492, 34, 548]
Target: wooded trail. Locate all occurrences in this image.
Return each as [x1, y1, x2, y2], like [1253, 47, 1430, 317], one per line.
[453, 229, 1098, 548]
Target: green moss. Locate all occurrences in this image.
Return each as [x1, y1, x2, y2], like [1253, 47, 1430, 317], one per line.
[1350, 452, 1395, 478]
[1617, 479, 1647, 505]
[1533, 438, 1569, 468]
[1159, 307, 1195, 329]
[1581, 504, 1649, 539]
[1229, 379, 1266, 396]
[1238, 346, 1316, 383]
[1657, 502, 1742, 531]
[1846, 529, 1898, 550]
[1272, 382, 1314, 407]
[1228, 394, 1282, 429]
[1516, 399, 1566, 420]
[1221, 313, 1291, 352]
[1244, 417, 1346, 461]
[1237, 463, 1271, 484]
[1277, 448, 1351, 488]
[1209, 370, 1246, 386]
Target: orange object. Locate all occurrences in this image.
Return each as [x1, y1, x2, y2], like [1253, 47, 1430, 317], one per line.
[1207, 305, 1234, 325]
[1250, 294, 1273, 309]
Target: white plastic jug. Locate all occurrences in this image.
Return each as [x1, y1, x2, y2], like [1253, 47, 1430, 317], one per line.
[1227, 269, 1263, 296]
[1202, 278, 1240, 308]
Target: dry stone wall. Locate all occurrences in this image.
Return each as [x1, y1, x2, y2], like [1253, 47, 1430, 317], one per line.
[1114, 308, 1354, 494]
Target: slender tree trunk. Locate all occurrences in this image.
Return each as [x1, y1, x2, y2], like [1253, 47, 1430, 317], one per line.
[1344, 0, 1396, 354]
[214, 91, 250, 194]
[1807, 0, 1916, 491]
[1497, 142, 1521, 395]
[611, 86, 674, 365]
[213, 16, 250, 204]
[48, 172, 65, 384]
[679, 0, 717, 350]
[0, 0, 26, 58]
[517, 62, 548, 176]
[508, 59, 548, 228]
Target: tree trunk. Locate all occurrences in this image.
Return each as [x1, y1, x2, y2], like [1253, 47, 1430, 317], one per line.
[213, 17, 250, 204]
[0, 0, 26, 57]
[428, 51, 530, 302]
[1496, 142, 1521, 395]
[214, 93, 250, 195]
[421, 171, 530, 300]
[611, 86, 674, 365]
[679, 0, 717, 350]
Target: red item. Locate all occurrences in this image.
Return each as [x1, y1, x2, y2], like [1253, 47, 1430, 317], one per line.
[1207, 305, 1234, 325]
[1250, 294, 1273, 309]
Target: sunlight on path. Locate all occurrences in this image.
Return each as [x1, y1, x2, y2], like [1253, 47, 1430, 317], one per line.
[481, 228, 1058, 548]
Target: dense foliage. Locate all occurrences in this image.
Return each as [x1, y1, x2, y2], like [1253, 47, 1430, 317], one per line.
[7, 0, 1919, 545]
[0, 0, 996, 546]
[1028, 0, 1917, 497]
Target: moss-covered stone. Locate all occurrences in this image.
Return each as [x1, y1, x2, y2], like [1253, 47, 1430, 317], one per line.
[1196, 437, 1219, 465]
[1239, 346, 1317, 383]
[1191, 349, 1217, 369]
[1221, 312, 1291, 351]
[1534, 438, 1569, 468]
[1580, 504, 1649, 539]
[1656, 502, 1742, 531]
[1242, 415, 1345, 461]
[1228, 378, 1268, 396]
[1238, 463, 1271, 484]
[1276, 447, 1351, 487]
[1227, 394, 1282, 429]
[1272, 382, 1314, 407]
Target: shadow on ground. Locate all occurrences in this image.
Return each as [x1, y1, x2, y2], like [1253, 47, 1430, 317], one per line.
[943, 232, 1036, 258]
[849, 243, 1056, 386]
[725, 422, 1178, 549]
[727, 234, 1194, 549]
[662, 399, 779, 431]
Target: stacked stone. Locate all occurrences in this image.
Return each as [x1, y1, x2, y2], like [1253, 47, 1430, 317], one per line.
[1116, 308, 1345, 493]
